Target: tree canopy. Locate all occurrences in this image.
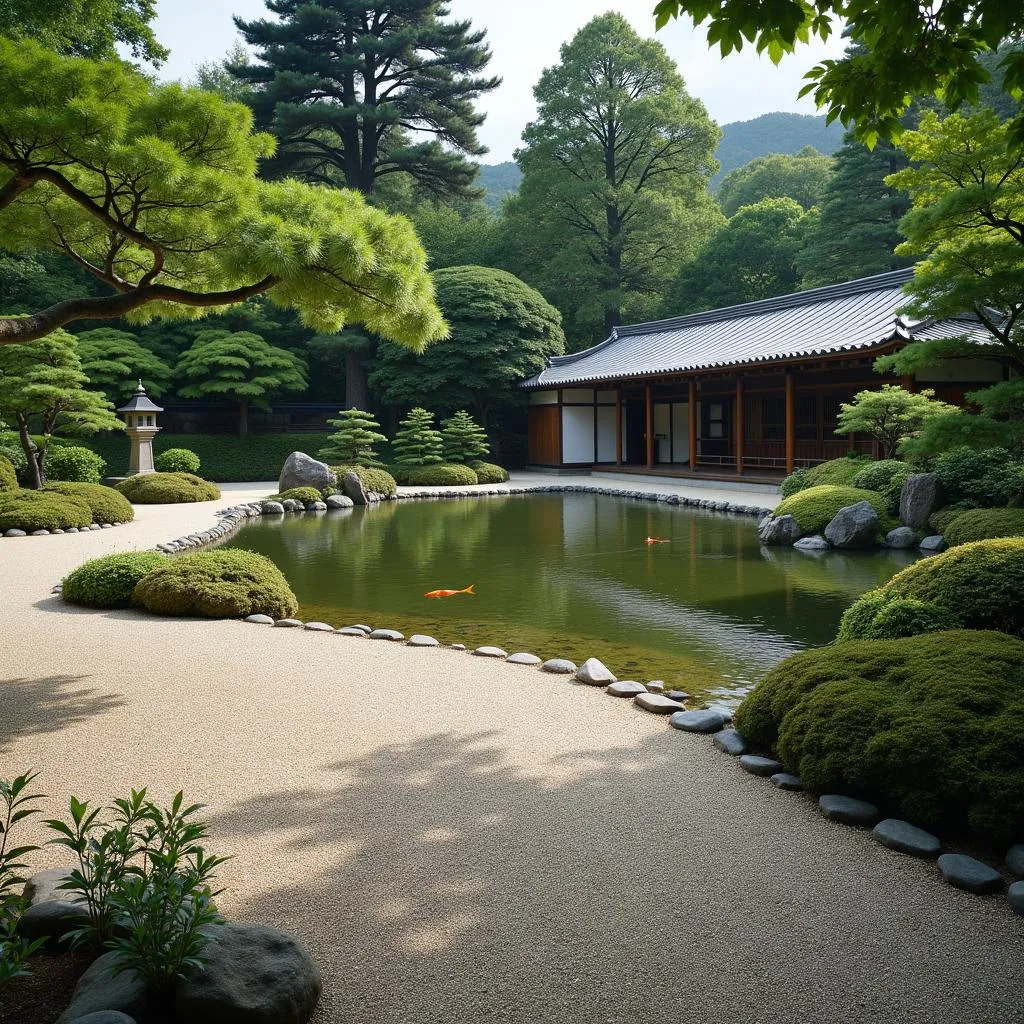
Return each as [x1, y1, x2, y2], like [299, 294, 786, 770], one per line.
[75, 328, 174, 401]
[0, 40, 447, 350]
[715, 148, 833, 217]
[835, 385, 958, 458]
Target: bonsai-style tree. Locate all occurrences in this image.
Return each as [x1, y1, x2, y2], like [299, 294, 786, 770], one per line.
[835, 385, 958, 458]
[441, 410, 489, 464]
[319, 408, 387, 467]
[391, 408, 443, 470]
[75, 328, 174, 402]
[0, 329, 121, 488]
[175, 331, 307, 436]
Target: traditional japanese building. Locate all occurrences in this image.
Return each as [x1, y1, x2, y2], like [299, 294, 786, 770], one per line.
[522, 268, 1004, 479]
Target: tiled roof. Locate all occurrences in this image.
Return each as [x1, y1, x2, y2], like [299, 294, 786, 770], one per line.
[522, 269, 994, 388]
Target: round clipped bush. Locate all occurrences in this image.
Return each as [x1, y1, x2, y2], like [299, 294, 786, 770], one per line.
[116, 472, 220, 504]
[934, 446, 1024, 508]
[330, 465, 397, 497]
[852, 459, 910, 513]
[0, 490, 92, 531]
[470, 461, 509, 484]
[928, 502, 978, 535]
[774, 485, 888, 534]
[62, 551, 167, 608]
[132, 549, 298, 619]
[270, 486, 323, 504]
[44, 445, 106, 484]
[840, 597, 959, 640]
[0, 453, 16, 493]
[734, 630, 1024, 842]
[944, 507, 1024, 546]
[403, 463, 479, 486]
[44, 481, 135, 525]
[154, 447, 201, 474]
[779, 468, 808, 497]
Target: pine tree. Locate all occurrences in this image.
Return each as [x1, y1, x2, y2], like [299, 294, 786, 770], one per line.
[319, 408, 388, 467]
[441, 410, 489, 464]
[391, 408, 443, 469]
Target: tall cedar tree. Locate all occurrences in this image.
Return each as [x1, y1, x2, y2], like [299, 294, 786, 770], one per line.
[441, 410, 489, 464]
[391, 407, 443, 469]
[319, 407, 388, 466]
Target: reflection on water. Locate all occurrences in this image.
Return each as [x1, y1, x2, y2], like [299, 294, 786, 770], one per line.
[224, 494, 918, 701]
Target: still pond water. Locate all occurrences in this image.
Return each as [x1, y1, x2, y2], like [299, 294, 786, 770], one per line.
[226, 493, 918, 703]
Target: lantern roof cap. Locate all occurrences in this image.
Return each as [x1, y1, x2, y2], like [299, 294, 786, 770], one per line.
[117, 380, 163, 414]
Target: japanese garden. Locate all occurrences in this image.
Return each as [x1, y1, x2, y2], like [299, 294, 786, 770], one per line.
[0, 2, 1022, 1023]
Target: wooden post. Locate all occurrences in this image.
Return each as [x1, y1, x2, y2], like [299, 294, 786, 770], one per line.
[645, 384, 653, 469]
[615, 386, 622, 466]
[688, 379, 697, 470]
[784, 372, 795, 475]
[900, 373, 915, 394]
[735, 376, 744, 475]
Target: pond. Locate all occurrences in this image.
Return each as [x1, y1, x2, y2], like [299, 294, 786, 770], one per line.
[224, 493, 918, 704]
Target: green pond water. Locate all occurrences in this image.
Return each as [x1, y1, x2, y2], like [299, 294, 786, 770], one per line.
[224, 493, 919, 704]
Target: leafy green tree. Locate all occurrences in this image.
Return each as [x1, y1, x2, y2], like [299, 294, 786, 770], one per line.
[441, 410, 489, 464]
[715, 148, 833, 216]
[652, 0, 1024, 148]
[0, 40, 446, 350]
[835, 385, 958, 458]
[194, 42, 253, 103]
[232, 0, 500, 199]
[409, 201, 500, 270]
[391, 408, 443, 469]
[506, 12, 721, 344]
[175, 330, 307, 436]
[0, 251, 96, 315]
[319, 407, 388, 466]
[75, 328, 173, 402]
[0, 328, 121, 488]
[666, 198, 808, 313]
[370, 266, 565, 426]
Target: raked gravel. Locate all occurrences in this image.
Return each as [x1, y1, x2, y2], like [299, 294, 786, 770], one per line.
[1, 478, 1022, 1024]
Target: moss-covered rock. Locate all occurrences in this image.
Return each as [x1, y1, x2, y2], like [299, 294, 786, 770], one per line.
[0, 453, 18, 493]
[268, 486, 324, 505]
[62, 551, 167, 608]
[774, 485, 888, 535]
[944, 507, 1024, 546]
[470, 461, 510, 484]
[402, 463, 479, 486]
[132, 549, 298, 619]
[329, 465, 397, 497]
[43, 481, 134, 525]
[734, 630, 1024, 842]
[116, 472, 220, 504]
[0, 490, 92, 531]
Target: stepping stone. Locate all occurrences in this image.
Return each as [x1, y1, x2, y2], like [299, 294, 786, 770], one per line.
[668, 709, 728, 733]
[336, 627, 368, 637]
[346, 624, 372, 634]
[576, 657, 616, 685]
[645, 680, 665, 693]
[473, 646, 507, 658]
[666, 690, 690, 702]
[771, 773, 802, 791]
[713, 729, 749, 756]
[303, 621, 334, 632]
[819, 794, 880, 827]
[606, 680, 647, 698]
[740, 755, 784, 777]
[408, 635, 440, 647]
[274, 618, 303, 628]
[937, 854, 1004, 894]
[1006, 844, 1024, 878]
[872, 819, 942, 858]
[244, 614, 274, 625]
[634, 692, 685, 714]
[541, 658, 577, 674]
[370, 629, 405, 641]
[1009, 881, 1024, 916]
[507, 652, 542, 665]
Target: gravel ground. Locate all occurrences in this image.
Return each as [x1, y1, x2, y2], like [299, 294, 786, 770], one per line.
[1, 478, 1021, 1024]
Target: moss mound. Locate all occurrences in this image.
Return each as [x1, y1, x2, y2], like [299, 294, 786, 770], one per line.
[270, 486, 324, 505]
[838, 595, 958, 641]
[0, 454, 17, 493]
[133, 549, 298, 619]
[944, 508, 1024, 546]
[331, 465, 397, 497]
[780, 456, 871, 497]
[470, 461, 509, 484]
[403, 463, 479, 486]
[116, 472, 220, 504]
[928, 502, 978, 535]
[774, 485, 888, 534]
[44, 482, 135, 525]
[62, 551, 167, 608]
[734, 630, 1024, 842]
[0, 490, 92, 531]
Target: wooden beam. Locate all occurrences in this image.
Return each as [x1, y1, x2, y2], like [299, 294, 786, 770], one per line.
[645, 384, 653, 468]
[735, 376, 744, 475]
[784, 372, 795, 475]
[688, 379, 697, 470]
[615, 386, 622, 465]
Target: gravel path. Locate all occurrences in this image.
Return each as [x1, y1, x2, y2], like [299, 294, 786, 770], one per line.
[1, 478, 1021, 1024]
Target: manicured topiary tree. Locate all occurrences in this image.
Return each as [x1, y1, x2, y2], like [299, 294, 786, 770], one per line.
[441, 410, 489, 465]
[835, 385, 957, 458]
[391, 408, 443, 471]
[319, 408, 387, 467]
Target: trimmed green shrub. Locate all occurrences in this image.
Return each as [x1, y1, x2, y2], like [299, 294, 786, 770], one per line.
[403, 463, 479, 486]
[154, 447, 201, 474]
[838, 596, 959, 641]
[330, 465, 397, 497]
[391, 408, 443, 470]
[440, 410, 489, 464]
[62, 551, 167, 608]
[0, 453, 15, 492]
[116, 472, 220, 504]
[44, 481, 135, 525]
[928, 501, 979, 534]
[0, 490, 92, 531]
[734, 630, 1024, 842]
[852, 459, 911, 513]
[319, 408, 387, 467]
[779, 468, 809, 497]
[471, 461, 510, 484]
[792, 455, 872, 491]
[934, 446, 1024, 508]
[44, 445, 106, 484]
[945, 508, 1024, 546]
[774, 485, 889, 534]
[132, 549, 298, 619]
[269, 486, 323, 505]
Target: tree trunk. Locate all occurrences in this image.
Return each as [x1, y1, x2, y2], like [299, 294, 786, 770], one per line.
[239, 397, 249, 437]
[345, 349, 370, 409]
[17, 418, 42, 489]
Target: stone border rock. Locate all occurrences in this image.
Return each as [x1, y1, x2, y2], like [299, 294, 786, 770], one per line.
[3, 521, 129, 539]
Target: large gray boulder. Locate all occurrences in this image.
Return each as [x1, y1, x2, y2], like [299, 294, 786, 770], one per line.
[278, 452, 335, 494]
[900, 472, 942, 529]
[824, 501, 879, 549]
[758, 514, 802, 545]
[19, 867, 88, 947]
[885, 526, 916, 549]
[341, 470, 369, 506]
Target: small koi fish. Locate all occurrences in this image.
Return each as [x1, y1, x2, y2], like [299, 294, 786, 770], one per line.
[645, 537, 669, 545]
[424, 585, 475, 598]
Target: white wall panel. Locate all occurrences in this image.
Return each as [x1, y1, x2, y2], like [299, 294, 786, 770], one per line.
[562, 406, 595, 463]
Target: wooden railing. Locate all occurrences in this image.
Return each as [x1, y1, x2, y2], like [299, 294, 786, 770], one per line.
[697, 439, 874, 470]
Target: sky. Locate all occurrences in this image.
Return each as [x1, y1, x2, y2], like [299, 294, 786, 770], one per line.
[153, 0, 848, 163]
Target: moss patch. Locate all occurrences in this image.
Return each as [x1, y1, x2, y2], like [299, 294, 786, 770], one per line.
[775, 485, 888, 534]
[0, 490, 92, 531]
[116, 472, 220, 504]
[944, 507, 1024, 546]
[62, 551, 167, 608]
[269, 486, 324, 505]
[44, 482, 134, 525]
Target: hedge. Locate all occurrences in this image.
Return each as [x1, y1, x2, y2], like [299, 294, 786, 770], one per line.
[944, 507, 1024, 546]
[44, 481, 135, 525]
[62, 551, 167, 608]
[774, 485, 889, 534]
[733, 630, 1024, 843]
[470, 461, 510, 484]
[0, 490, 93, 531]
[331, 465, 397, 497]
[401, 463, 479, 486]
[116, 472, 221, 504]
[0, 454, 16, 492]
[133, 549, 298, 619]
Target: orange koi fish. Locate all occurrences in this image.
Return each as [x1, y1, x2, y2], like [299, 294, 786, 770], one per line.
[424, 585, 475, 598]
[645, 536, 669, 545]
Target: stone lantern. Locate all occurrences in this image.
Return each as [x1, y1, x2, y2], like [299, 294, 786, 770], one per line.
[116, 380, 164, 476]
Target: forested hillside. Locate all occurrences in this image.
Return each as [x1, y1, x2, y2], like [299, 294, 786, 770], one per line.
[477, 161, 522, 210]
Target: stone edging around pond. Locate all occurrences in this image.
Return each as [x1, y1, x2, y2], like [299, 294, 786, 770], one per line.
[3, 521, 130, 538]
